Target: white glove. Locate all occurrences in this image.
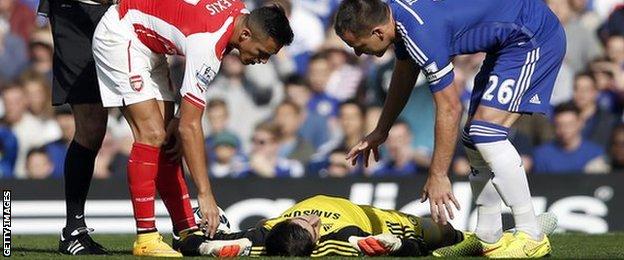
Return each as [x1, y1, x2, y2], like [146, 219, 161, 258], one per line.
[198, 238, 252, 257]
[348, 233, 402, 256]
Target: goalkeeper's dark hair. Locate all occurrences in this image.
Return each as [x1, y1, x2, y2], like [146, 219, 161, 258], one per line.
[334, 0, 390, 37]
[248, 5, 294, 46]
[265, 220, 315, 256]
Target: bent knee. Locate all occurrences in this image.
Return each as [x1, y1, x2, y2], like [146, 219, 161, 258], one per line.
[135, 127, 167, 147]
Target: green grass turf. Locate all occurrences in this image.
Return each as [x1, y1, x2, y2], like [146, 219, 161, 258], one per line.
[8, 233, 624, 259]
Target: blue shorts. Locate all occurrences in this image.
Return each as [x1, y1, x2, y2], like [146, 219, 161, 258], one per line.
[468, 24, 566, 116]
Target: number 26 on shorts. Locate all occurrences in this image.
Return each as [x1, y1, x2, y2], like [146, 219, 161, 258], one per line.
[482, 75, 515, 105]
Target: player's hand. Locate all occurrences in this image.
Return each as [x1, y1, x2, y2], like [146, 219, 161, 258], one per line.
[346, 129, 388, 167]
[421, 175, 460, 225]
[197, 192, 220, 239]
[163, 118, 182, 162]
[348, 234, 402, 256]
[198, 238, 252, 257]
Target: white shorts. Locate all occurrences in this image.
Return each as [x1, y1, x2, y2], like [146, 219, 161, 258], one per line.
[92, 6, 175, 108]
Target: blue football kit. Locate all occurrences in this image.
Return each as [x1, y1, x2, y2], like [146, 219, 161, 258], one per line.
[389, 0, 566, 115]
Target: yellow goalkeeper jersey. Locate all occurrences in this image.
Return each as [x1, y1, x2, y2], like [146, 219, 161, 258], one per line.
[255, 195, 423, 257]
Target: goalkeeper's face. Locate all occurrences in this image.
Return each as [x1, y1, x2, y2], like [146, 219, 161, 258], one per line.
[290, 214, 322, 242]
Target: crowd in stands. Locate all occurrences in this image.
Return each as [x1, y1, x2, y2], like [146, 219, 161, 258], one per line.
[1, 0, 624, 179]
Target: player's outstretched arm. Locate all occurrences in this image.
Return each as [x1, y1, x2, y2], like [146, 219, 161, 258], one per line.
[346, 59, 419, 166]
[421, 84, 462, 225]
[178, 99, 220, 238]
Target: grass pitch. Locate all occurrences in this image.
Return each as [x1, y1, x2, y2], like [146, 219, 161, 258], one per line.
[9, 233, 624, 259]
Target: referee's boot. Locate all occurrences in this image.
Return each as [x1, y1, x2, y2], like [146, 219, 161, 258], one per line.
[58, 227, 108, 255]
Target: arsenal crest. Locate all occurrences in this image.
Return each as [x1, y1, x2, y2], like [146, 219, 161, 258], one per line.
[129, 75, 144, 92]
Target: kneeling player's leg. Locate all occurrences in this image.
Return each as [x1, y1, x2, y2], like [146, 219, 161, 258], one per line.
[461, 128, 503, 243]
[467, 108, 541, 240]
[155, 101, 197, 234]
[123, 100, 168, 233]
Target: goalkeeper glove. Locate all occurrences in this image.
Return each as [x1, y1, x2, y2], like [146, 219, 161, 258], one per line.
[198, 238, 252, 257]
[348, 234, 402, 256]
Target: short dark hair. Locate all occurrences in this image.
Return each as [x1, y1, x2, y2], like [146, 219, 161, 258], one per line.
[339, 99, 367, 117]
[248, 5, 294, 46]
[334, 0, 390, 37]
[308, 52, 328, 64]
[573, 71, 596, 89]
[255, 121, 282, 140]
[284, 74, 307, 87]
[207, 98, 227, 110]
[553, 102, 580, 116]
[27, 146, 49, 158]
[277, 100, 301, 115]
[265, 220, 315, 256]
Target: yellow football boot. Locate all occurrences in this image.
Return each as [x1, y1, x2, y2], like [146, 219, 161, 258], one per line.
[432, 232, 513, 257]
[133, 232, 182, 257]
[488, 231, 551, 258]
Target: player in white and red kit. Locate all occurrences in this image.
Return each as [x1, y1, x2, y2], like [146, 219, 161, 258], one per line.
[92, 0, 293, 257]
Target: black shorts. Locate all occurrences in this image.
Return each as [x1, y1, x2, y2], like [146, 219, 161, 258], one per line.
[46, 0, 110, 105]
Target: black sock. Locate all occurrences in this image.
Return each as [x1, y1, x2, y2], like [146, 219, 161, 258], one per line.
[64, 141, 98, 235]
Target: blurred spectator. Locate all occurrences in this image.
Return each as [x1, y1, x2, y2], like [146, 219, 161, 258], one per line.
[315, 100, 366, 160]
[93, 131, 120, 179]
[283, 74, 330, 148]
[372, 121, 420, 177]
[27, 27, 53, 80]
[43, 105, 73, 178]
[609, 124, 624, 173]
[570, 0, 602, 32]
[0, 0, 35, 43]
[306, 53, 340, 119]
[533, 103, 608, 174]
[572, 72, 618, 147]
[25, 146, 53, 179]
[548, 0, 603, 74]
[204, 99, 241, 161]
[20, 70, 53, 119]
[209, 132, 246, 178]
[363, 52, 395, 106]
[599, 5, 624, 40]
[274, 101, 314, 164]
[293, 0, 340, 27]
[592, 0, 622, 20]
[268, 0, 324, 75]
[588, 57, 623, 114]
[317, 148, 359, 178]
[0, 17, 27, 81]
[1, 82, 59, 177]
[100, 129, 128, 179]
[0, 124, 17, 178]
[206, 54, 283, 149]
[603, 35, 624, 89]
[241, 122, 304, 178]
[323, 48, 363, 101]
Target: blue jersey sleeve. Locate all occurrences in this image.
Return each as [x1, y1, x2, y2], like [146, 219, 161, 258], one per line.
[391, 0, 454, 92]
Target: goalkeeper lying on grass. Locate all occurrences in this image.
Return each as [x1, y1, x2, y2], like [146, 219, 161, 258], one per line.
[197, 195, 556, 257]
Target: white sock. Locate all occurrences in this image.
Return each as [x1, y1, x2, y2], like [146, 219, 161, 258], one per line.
[465, 147, 503, 243]
[475, 139, 542, 240]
